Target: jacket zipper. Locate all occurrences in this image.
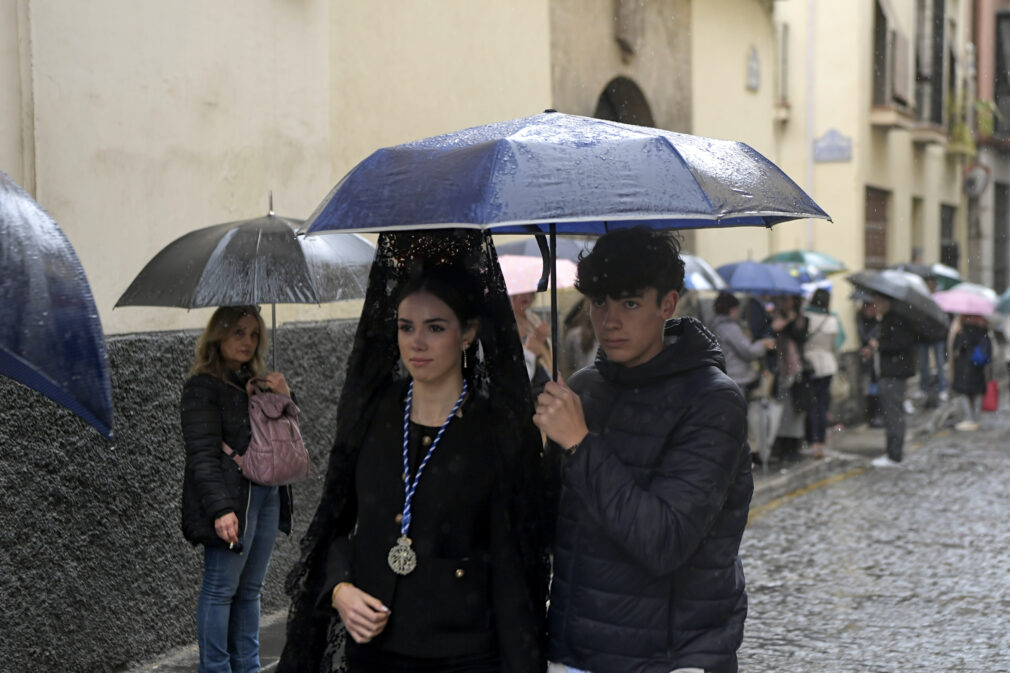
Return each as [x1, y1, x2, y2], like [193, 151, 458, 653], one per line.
[241, 481, 252, 546]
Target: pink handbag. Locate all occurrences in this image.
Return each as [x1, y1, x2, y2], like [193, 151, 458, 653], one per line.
[222, 378, 310, 486]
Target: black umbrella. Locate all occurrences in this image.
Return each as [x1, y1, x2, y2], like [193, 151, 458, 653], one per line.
[847, 269, 949, 342]
[0, 170, 114, 438]
[116, 204, 374, 368]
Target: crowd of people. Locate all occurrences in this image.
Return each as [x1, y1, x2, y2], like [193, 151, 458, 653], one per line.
[176, 224, 1003, 673]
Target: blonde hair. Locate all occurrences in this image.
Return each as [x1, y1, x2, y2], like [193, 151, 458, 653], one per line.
[189, 305, 268, 378]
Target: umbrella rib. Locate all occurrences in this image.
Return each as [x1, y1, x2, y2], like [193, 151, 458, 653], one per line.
[655, 134, 719, 217]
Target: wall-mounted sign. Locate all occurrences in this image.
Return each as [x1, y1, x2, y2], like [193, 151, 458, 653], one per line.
[814, 129, 852, 162]
[747, 46, 760, 92]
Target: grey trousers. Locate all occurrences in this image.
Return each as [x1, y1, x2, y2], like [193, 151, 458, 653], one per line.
[878, 377, 906, 462]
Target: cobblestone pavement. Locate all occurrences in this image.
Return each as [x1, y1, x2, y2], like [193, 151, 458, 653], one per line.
[739, 412, 1010, 672]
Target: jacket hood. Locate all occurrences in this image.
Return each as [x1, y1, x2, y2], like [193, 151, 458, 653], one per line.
[596, 317, 727, 386]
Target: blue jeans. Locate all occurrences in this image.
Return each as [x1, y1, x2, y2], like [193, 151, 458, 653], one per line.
[197, 483, 280, 673]
[919, 341, 947, 392]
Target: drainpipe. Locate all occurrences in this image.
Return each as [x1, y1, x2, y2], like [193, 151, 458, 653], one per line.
[17, 0, 36, 197]
[805, 0, 816, 250]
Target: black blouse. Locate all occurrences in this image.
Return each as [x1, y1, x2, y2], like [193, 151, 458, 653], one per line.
[324, 382, 523, 664]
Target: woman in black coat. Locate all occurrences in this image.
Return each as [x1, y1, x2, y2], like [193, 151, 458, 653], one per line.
[950, 314, 992, 431]
[279, 231, 548, 673]
[180, 305, 294, 673]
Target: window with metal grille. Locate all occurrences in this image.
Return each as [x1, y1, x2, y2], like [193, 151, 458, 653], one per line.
[865, 187, 890, 270]
[940, 203, 959, 269]
[994, 183, 1009, 293]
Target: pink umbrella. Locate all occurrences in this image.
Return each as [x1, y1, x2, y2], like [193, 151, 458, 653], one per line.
[932, 288, 996, 316]
[499, 254, 577, 296]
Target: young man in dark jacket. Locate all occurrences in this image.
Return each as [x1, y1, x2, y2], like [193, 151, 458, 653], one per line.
[534, 228, 752, 673]
[861, 294, 918, 466]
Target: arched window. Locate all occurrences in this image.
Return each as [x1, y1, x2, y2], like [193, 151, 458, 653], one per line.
[594, 76, 655, 127]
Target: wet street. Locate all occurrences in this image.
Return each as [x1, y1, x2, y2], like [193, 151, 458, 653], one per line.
[739, 414, 1010, 672]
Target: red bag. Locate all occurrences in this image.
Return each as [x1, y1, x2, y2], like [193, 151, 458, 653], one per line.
[982, 380, 999, 412]
[222, 378, 310, 486]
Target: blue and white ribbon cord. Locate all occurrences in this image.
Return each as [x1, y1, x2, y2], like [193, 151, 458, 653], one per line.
[400, 379, 468, 537]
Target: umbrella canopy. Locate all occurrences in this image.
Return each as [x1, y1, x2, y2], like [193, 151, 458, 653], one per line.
[947, 282, 999, 304]
[499, 254, 577, 296]
[997, 288, 1010, 314]
[682, 253, 727, 291]
[0, 170, 113, 438]
[888, 261, 963, 290]
[930, 263, 962, 290]
[847, 269, 949, 341]
[932, 288, 996, 316]
[302, 111, 829, 376]
[117, 214, 374, 309]
[716, 261, 804, 296]
[303, 111, 830, 235]
[494, 236, 591, 262]
[762, 249, 847, 274]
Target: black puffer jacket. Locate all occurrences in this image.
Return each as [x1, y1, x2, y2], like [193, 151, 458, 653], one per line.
[180, 370, 293, 548]
[548, 318, 752, 673]
[876, 311, 917, 379]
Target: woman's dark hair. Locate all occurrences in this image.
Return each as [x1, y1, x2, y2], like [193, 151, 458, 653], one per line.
[575, 227, 685, 301]
[810, 288, 831, 310]
[714, 291, 740, 315]
[397, 264, 482, 325]
[396, 264, 483, 375]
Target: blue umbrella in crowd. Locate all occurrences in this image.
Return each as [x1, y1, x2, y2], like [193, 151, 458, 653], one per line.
[682, 253, 728, 291]
[0, 170, 113, 438]
[716, 260, 804, 296]
[302, 111, 830, 374]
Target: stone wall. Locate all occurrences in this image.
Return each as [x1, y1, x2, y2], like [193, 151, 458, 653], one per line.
[0, 319, 357, 672]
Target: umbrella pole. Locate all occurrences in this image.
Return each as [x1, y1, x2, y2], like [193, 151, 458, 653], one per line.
[271, 303, 277, 372]
[550, 223, 559, 381]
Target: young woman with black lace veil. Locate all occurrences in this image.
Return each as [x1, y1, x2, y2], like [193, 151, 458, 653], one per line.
[278, 230, 549, 673]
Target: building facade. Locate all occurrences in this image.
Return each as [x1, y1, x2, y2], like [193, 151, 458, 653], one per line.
[973, 0, 1010, 292]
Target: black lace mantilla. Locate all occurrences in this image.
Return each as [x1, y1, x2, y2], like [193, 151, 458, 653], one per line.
[277, 229, 548, 673]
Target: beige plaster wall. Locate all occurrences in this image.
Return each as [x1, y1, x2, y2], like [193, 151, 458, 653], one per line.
[27, 0, 332, 335]
[330, 0, 553, 176]
[690, 0, 779, 267]
[548, 0, 691, 132]
[0, 0, 25, 186]
[19, 0, 552, 336]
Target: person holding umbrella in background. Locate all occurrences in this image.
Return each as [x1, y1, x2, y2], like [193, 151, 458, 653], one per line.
[861, 294, 918, 467]
[802, 288, 843, 458]
[180, 305, 294, 673]
[948, 314, 993, 432]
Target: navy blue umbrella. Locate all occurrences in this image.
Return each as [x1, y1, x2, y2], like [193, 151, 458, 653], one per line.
[0, 171, 113, 438]
[682, 253, 728, 292]
[304, 111, 829, 235]
[716, 261, 804, 296]
[303, 111, 829, 374]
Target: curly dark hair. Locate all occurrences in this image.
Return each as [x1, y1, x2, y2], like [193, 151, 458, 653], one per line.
[575, 227, 685, 302]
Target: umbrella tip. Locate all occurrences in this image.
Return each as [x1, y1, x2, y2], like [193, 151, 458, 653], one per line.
[268, 190, 274, 217]
[544, 108, 558, 114]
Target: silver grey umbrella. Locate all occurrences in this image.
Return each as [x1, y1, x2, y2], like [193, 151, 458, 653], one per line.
[847, 269, 949, 342]
[117, 206, 374, 368]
